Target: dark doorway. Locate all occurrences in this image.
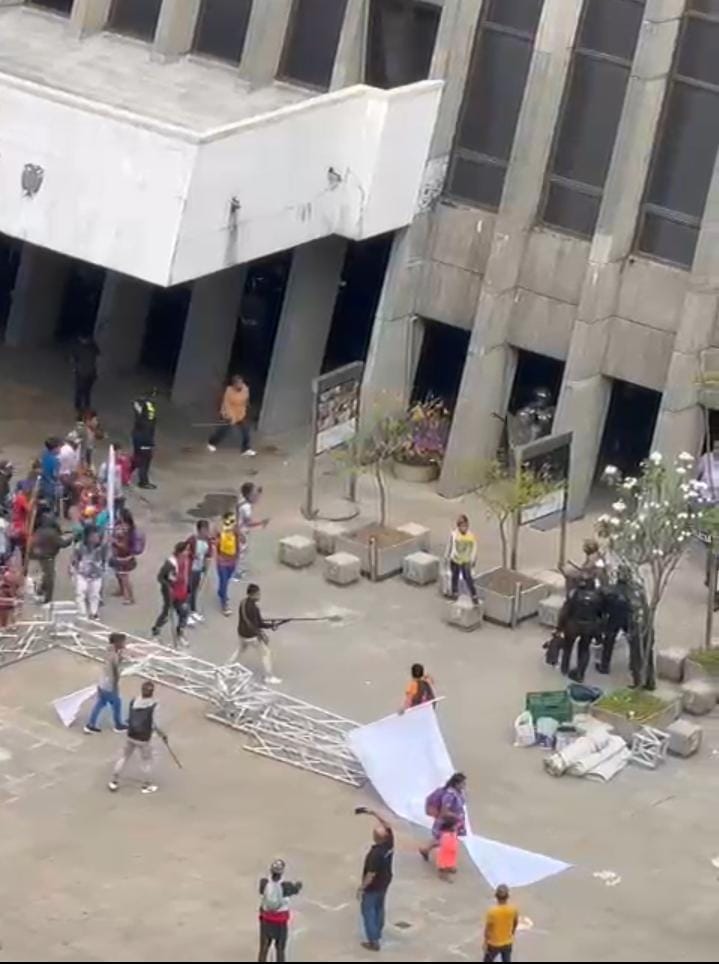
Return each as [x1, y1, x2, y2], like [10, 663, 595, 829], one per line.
[366, 0, 441, 88]
[140, 285, 191, 378]
[597, 378, 661, 476]
[108, 0, 162, 41]
[192, 0, 253, 64]
[55, 263, 105, 343]
[412, 318, 470, 408]
[29, 0, 74, 14]
[279, 0, 349, 90]
[323, 233, 393, 373]
[508, 348, 564, 415]
[228, 252, 292, 418]
[0, 234, 21, 335]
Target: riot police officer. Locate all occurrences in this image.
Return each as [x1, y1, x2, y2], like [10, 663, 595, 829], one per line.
[559, 574, 604, 682]
[132, 389, 158, 490]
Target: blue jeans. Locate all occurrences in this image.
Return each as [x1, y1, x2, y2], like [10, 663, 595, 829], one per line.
[361, 890, 386, 945]
[217, 563, 235, 609]
[87, 687, 123, 730]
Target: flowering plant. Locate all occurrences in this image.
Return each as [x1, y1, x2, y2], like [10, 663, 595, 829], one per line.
[394, 398, 450, 467]
[597, 451, 707, 688]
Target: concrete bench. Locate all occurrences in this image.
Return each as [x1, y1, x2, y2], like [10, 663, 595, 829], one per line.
[278, 535, 317, 569]
[538, 593, 564, 629]
[324, 551, 361, 586]
[666, 719, 702, 757]
[444, 598, 484, 631]
[313, 521, 346, 556]
[396, 522, 431, 552]
[681, 679, 717, 715]
[402, 551, 440, 586]
[656, 647, 689, 683]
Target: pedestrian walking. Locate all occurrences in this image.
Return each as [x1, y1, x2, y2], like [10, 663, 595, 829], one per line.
[207, 374, 255, 455]
[356, 807, 394, 952]
[420, 772, 467, 864]
[76, 410, 102, 470]
[483, 884, 518, 963]
[108, 680, 167, 794]
[257, 859, 302, 963]
[29, 511, 72, 603]
[446, 514, 479, 605]
[111, 507, 143, 605]
[400, 662, 436, 713]
[235, 481, 269, 579]
[72, 525, 106, 620]
[58, 432, 80, 518]
[151, 541, 190, 646]
[215, 511, 240, 615]
[71, 332, 100, 417]
[236, 583, 281, 684]
[84, 632, 127, 734]
[187, 519, 211, 624]
[39, 437, 62, 514]
[436, 816, 459, 882]
[132, 389, 158, 489]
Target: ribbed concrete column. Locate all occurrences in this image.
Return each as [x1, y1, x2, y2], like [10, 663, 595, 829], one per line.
[153, 0, 202, 59]
[69, 0, 112, 36]
[238, 0, 293, 88]
[259, 237, 346, 436]
[5, 245, 70, 347]
[94, 271, 153, 374]
[439, 0, 583, 497]
[330, 0, 367, 90]
[171, 265, 248, 409]
[554, 0, 685, 517]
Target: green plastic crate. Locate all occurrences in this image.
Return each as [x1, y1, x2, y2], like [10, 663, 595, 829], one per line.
[525, 690, 573, 725]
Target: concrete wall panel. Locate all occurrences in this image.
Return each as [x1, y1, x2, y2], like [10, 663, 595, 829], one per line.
[508, 289, 574, 360]
[616, 258, 687, 333]
[518, 229, 590, 305]
[415, 260, 482, 330]
[428, 202, 494, 274]
[604, 317, 674, 390]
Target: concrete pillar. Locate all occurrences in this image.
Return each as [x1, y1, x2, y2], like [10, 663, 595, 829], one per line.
[238, 0, 293, 88]
[69, 0, 112, 36]
[259, 236, 347, 436]
[5, 245, 70, 348]
[94, 271, 152, 374]
[153, 0, 202, 59]
[330, 0, 367, 90]
[554, 0, 685, 516]
[439, 0, 583, 497]
[171, 265, 248, 409]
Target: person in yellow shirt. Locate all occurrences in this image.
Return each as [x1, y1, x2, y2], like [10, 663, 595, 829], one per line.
[207, 374, 255, 456]
[483, 884, 518, 962]
[446, 514, 479, 605]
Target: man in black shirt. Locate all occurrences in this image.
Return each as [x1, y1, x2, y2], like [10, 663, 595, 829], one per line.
[71, 333, 99, 417]
[236, 583, 281, 685]
[357, 807, 394, 952]
[131, 389, 158, 489]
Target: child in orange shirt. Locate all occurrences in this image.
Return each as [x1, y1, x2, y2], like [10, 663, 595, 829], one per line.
[436, 816, 459, 882]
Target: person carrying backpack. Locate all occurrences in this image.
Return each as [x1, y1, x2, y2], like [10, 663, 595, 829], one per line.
[560, 574, 604, 682]
[400, 663, 436, 713]
[215, 511, 240, 616]
[111, 506, 144, 605]
[151, 541, 190, 646]
[108, 680, 167, 794]
[257, 859, 302, 963]
[420, 772, 467, 865]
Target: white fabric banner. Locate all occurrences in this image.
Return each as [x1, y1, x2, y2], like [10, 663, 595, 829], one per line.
[348, 704, 571, 889]
[52, 685, 97, 728]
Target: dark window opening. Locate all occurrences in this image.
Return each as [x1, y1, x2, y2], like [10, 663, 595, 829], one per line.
[279, 0, 349, 90]
[107, 0, 162, 41]
[0, 234, 21, 336]
[597, 378, 660, 477]
[141, 285, 191, 378]
[446, 0, 544, 209]
[28, 0, 74, 15]
[323, 234, 393, 372]
[366, 0, 440, 89]
[542, 0, 644, 237]
[637, 4, 719, 267]
[412, 319, 470, 410]
[55, 263, 105, 343]
[192, 0, 253, 64]
[508, 349, 563, 416]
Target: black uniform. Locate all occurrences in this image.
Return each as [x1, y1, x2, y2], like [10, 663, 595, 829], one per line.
[132, 396, 157, 489]
[559, 582, 603, 681]
[597, 580, 632, 674]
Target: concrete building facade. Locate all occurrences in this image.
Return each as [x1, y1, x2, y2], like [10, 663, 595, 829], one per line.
[1, 0, 719, 516]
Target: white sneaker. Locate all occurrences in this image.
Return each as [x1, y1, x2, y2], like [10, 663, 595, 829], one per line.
[186, 614, 198, 628]
[108, 780, 119, 792]
[207, 444, 217, 452]
[244, 448, 256, 457]
[265, 676, 282, 685]
[191, 611, 205, 623]
[141, 784, 158, 794]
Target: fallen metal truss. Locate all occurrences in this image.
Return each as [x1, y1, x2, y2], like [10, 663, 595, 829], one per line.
[0, 603, 365, 787]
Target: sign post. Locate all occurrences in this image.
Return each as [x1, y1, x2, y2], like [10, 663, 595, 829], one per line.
[512, 431, 573, 571]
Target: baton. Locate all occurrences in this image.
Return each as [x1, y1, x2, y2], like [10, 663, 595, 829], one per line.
[271, 615, 344, 627]
[162, 736, 183, 769]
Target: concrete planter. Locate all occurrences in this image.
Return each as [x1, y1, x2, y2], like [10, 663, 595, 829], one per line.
[334, 523, 426, 580]
[391, 459, 440, 483]
[475, 567, 548, 626]
[591, 698, 681, 744]
[698, 386, 719, 410]
[684, 655, 719, 696]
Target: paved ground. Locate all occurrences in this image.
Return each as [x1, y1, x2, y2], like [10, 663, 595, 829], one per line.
[0, 349, 718, 961]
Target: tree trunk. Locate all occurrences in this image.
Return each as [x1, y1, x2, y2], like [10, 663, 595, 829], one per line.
[375, 462, 387, 528]
[498, 519, 508, 569]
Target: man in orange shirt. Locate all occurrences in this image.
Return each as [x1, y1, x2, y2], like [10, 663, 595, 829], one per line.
[207, 374, 255, 456]
[399, 663, 435, 713]
[484, 884, 518, 962]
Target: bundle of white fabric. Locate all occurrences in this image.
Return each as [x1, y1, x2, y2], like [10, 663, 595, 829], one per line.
[544, 730, 629, 782]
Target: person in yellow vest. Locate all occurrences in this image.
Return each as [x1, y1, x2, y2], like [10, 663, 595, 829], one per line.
[214, 511, 241, 616]
[446, 514, 479, 605]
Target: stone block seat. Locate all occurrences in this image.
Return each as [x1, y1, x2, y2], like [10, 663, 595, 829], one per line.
[402, 551, 440, 586]
[324, 551, 361, 586]
[278, 535, 317, 569]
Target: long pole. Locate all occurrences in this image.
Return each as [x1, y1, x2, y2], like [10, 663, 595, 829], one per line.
[558, 481, 569, 571]
[705, 540, 716, 650]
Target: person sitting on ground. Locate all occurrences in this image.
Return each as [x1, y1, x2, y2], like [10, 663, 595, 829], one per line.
[257, 859, 302, 963]
[483, 884, 519, 963]
[400, 662, 436, 713]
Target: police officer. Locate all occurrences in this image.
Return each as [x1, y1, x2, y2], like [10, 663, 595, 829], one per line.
[597, 567, 633, 675]
[559, 574, 604, 682]
[132, 389, 158, 490]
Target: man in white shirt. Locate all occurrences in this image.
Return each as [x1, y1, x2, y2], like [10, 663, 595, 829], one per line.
[58, 432, 80, 518]
[234, 482, 269, 580]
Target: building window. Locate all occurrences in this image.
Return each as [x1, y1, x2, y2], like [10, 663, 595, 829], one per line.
[279, 0, 349, 90]
[637, 2, 719, 267]
[28, 0, 73, 14]
[446, 0, 544, 210]
[542, 0, 645, 237]
[107, 0, 162, 41]
[192, 0, 253, 64]
[365, 0, 440, 89]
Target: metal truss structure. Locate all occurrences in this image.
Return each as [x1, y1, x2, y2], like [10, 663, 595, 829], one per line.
[0, 603, 365, 787]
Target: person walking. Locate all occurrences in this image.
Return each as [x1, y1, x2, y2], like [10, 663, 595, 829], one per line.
[236, 583, 281, 684]
[132, 389, 158, 489]
[235, 481, 269, 580]
[72, 525, 106, 620]
[39, 437, 62, 514]
[58, 431, 80, 519]
[483, 884, 519, 963]
[111, 506, 143, 605]
[257, 859, 303, 963]
[356, 807, 394, 952]
[76, 410, 102, 470]
[400, 663, 436, 713]
[71, 332, 100, 417]
[108, 680, 167, 794]
[151, 541, 190, 646]
[84, 632, 127, 734]
[215, 511, 240, 616]
[446, 514, 479, 605]
[29, 511, 72, 604]
[187, 519, 211, 624]
[436, 816, 459, 882]
[207, 374, 255, 455]
[420, 772, 467, 863]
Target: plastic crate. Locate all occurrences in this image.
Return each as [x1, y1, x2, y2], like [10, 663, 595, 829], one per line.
[525, 690, 573, 725]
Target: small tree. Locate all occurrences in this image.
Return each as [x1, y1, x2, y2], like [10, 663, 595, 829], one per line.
[474, 459, 555, 569]
[341, 413, 406, 527]
[597, 452, 707, 688]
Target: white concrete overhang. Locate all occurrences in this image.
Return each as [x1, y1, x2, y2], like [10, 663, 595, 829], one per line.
[0, 11, 442, 286]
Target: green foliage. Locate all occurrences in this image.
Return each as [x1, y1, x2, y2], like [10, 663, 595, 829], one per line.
[595, 688, 670, 722]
